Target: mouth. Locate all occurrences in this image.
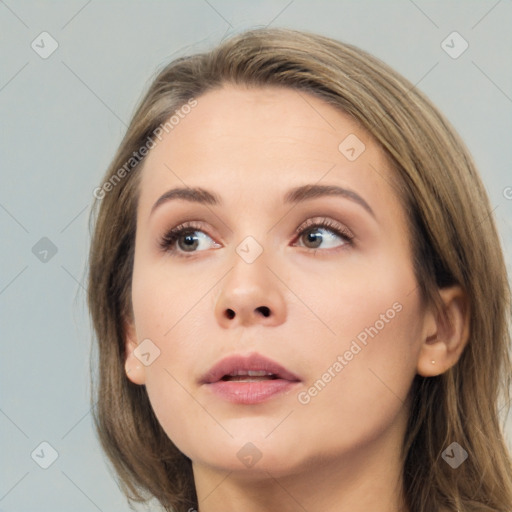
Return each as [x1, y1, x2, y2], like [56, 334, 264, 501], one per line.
[200, 353, 301, 404]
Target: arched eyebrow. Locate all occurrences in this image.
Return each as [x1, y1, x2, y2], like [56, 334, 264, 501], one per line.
[284, 184, 375, 218]
[150, 184, 375, 218]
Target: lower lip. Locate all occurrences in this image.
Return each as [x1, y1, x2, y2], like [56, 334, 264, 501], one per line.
[205, 379, 300, 404]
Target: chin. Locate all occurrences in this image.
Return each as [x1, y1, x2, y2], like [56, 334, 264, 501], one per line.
[186, 432, 312, 478]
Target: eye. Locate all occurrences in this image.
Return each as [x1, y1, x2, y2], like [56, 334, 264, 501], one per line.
[158, 221, 220, 257]
[158, 217, 354, 258]
[294, 218, 354, 251]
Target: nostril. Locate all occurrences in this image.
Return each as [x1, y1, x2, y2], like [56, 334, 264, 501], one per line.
[224, 307, 270, 319]
[257, 306, 270, 317]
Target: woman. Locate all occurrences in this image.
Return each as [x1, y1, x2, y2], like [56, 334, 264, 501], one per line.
[87, 27, 512, 511]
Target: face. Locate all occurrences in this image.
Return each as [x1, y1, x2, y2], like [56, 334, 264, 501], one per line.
[125, 85, 429, 477]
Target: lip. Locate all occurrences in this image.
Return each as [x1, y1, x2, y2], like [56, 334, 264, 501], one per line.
[200, 352, 301, 405]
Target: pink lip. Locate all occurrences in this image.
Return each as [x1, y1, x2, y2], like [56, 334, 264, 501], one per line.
[200, 353, 301, 405]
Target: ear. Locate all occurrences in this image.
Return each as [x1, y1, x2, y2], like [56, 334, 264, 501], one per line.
[417, 285, 470, 377]
[124, 320, 146, 385]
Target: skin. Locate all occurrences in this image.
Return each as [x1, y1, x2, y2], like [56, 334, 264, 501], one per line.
[124, 85, 469, 512]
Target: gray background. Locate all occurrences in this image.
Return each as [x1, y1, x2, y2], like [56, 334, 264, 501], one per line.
[1, 1, 511, 511]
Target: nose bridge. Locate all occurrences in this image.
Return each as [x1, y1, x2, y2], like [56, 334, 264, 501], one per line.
[214, 237, 286, 328]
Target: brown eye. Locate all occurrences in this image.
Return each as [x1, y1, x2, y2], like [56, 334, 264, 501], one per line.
[295, 219, 354, 251]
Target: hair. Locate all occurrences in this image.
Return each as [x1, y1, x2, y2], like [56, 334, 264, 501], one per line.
[87, 27, 512, 511]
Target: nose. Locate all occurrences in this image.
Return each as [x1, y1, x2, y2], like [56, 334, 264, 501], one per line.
[214, 253, 287, 328]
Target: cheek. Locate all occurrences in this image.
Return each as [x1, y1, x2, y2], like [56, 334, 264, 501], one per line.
[292, 258, 422, 423]
[295, 284, 423, 442]
[288, 248, 420, 358]
[130, 254, 208, 342]
[143, 369, 210, 460]
[130, 260, 216, 454]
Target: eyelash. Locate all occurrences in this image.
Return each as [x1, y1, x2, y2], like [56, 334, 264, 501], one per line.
[158, 218, 354, 258]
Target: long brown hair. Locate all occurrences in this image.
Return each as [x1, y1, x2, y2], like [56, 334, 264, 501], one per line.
[87, 28, 512, 511]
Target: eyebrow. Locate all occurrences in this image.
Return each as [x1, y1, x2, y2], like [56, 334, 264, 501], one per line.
[150, 184, 375, 218]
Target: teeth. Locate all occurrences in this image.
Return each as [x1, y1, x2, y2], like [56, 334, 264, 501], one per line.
[228, 370, 275, 377]
[220, 370, 278, 381]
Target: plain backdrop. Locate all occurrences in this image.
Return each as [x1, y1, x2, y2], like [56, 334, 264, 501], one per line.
[1, 1, 511, 511]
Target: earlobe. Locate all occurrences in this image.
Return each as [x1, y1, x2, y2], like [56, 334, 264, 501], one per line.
[417, 285, 470, 377]
[123, 321, 146, 385]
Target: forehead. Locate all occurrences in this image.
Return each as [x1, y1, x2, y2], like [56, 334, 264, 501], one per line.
[137, 85, 403, 221]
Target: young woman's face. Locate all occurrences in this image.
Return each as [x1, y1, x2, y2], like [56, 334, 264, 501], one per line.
[126, 85, 429, 477]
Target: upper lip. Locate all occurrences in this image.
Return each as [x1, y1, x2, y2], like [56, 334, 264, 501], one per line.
[200, 352, 301, 384]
